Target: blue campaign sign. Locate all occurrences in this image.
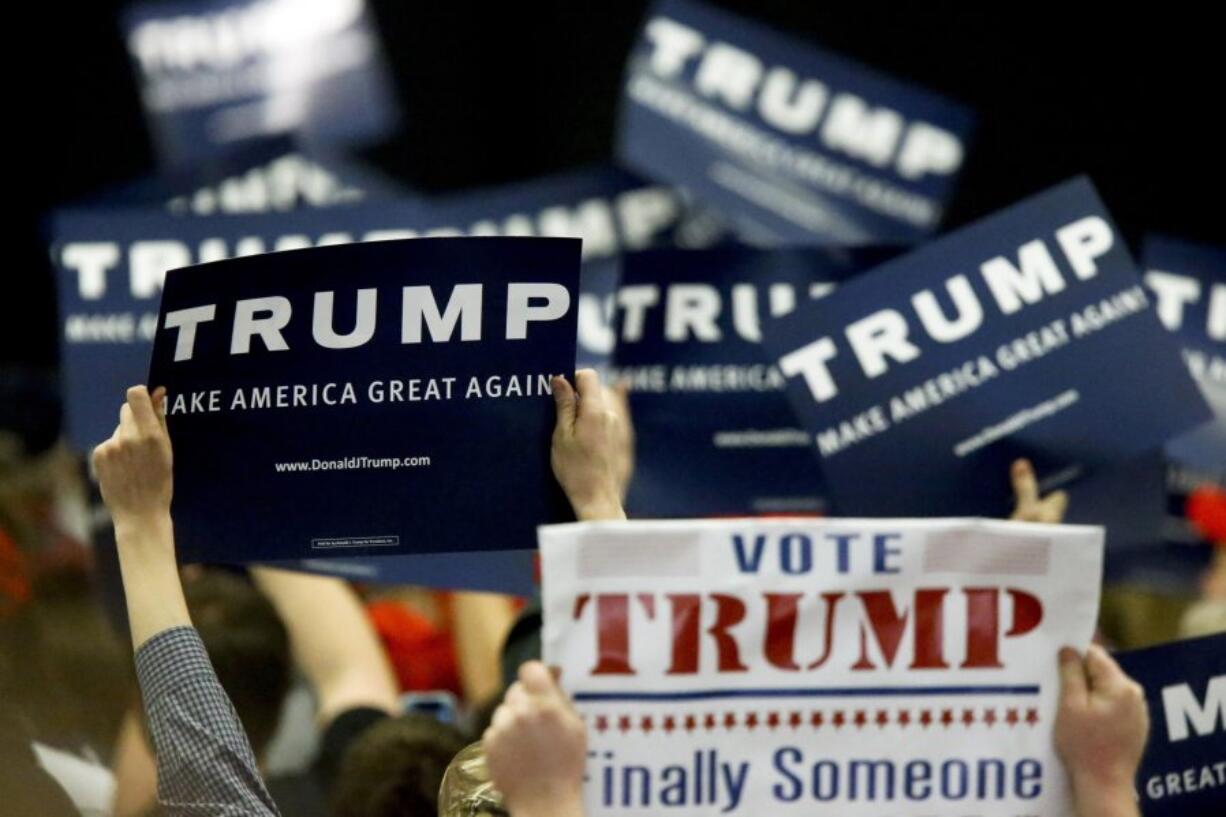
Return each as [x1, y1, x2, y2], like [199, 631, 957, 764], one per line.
[48, 165, 700, 453]
[121, 0, 400, 167]
[1143, 235, 1226, 473]
[80, 136, 410, 215]
[147, 237, 579, 564]
[760, 177, 1213, 517]
[1066, 452, 1213, 590]
[1115, 634, 1225, 817]
[616, 0, 975, 246]
[420, 165, 728, 369]
[610, 246, 893, 518]
[266, 549, 537, 596]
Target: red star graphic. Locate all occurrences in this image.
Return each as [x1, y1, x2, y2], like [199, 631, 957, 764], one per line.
[704, 714, 716, 731]
[788, 711, 803, 729]
[640, 715, 654, 734]
[684, 714, 697, 732]
[810, 711, 824, 728]
[1006, 708, 1019, 727]
[983, 709, 997, 727]
[853, 710, 868, 729]
[618, 715, 632, 733]
[1025, 708, 1039, 726]
[961, 708, 975, 726]
[663, 716, 676, 734]
[832, 710, 846, 729]
[744, 712, 759, 731]
[595, 715, 609, 733]
[919, 710, 933, 728]
[723, 712, 737, 730]
[875, 709, 889, 728]
[766, 712, 781, 730]
[898, 710, 911, 727]
[940, 709, 954, 728]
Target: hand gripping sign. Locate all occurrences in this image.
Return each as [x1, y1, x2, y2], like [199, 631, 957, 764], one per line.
[542, 517, 1103, 816]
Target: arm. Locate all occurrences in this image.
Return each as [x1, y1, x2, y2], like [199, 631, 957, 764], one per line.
[450, 591, 519, 703]
[95, 386, 279, 817]
[551, 370, 628, 522]
[1054, 645, 1149, 817]
[484, 661, 587, 817]
[249, 567, 400, 727]
[110, 708, 158, 817]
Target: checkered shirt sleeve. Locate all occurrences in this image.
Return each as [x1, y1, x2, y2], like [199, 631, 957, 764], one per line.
[135, 626, 281, 816]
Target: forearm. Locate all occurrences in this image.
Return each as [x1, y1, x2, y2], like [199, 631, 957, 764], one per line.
[451, 592, 518, 702]
[114, 512, 191, 651]
[110, 708, 159, 817]
[250, 567, 399, 722]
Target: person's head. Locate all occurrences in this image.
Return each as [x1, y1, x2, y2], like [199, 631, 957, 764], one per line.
[183, 569, 291, 757]
[0, 567, 132, 756]
[332, 712, 469, 817]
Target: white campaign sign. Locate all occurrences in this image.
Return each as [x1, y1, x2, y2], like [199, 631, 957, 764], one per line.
[541, 518, 1104, 816]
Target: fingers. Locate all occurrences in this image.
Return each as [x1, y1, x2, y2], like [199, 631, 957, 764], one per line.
[610, 381, 631, 422]
[1084, 644, 1126, 693]
[1012, 459, 1040, 508]
[152, 387, 169, 432]
[553, 375, 577, 426]
[119, 403, 137, 439]
[127, 386, 162, 435]
[552, 375, 577, 431]
[1045, 490, 1069, 522]
[574, 369, 605, 419]
[519, 660, 559, 698]
[503, 680, 529, 709]
[1057, 646, 1088, 707]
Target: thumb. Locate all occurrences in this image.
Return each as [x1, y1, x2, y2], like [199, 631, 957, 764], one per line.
[519, 660, 560, 698]
[552, 375, 577, 433]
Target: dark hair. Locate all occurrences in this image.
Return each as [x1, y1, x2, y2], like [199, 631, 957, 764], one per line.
[0, 703, 80, 817]
[184, 569, 291, 757]
[332, 713, 469, 817]
[0, 567, 133, 758]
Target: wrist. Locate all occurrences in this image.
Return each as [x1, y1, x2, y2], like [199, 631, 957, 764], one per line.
[113, 509, 174, 541]
[572, 495, 626, 522]
[1070, 772, 1140, 817]
[511, 788, 585, 817]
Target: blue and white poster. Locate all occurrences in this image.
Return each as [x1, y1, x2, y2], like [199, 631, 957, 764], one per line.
[423, 165, 727, 369]
[1115, 634, 1225, 817]
[79, 136, 408, 215]
[49, 165, 697, 452]
[610, 246, 891, 518]
[147, 237, 579, 564]
[617, 0, 975, 245]
[761, 177, 1213, 517]
[1143, 236, 1225, 475]
[121, 0, 399, 166]
[266, 549, 537, 596]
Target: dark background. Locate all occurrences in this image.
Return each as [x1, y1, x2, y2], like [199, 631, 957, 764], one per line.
[9, 1, 1222, 370]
